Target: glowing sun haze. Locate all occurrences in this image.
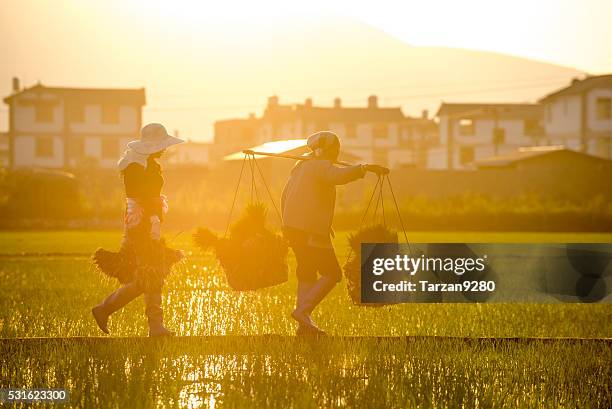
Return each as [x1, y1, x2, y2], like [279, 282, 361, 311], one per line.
[0, 0, 610, 138]
[128, 0, 612, 73]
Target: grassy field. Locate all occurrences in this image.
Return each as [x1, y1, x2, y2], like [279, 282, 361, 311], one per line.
[1, 230, 611, 408]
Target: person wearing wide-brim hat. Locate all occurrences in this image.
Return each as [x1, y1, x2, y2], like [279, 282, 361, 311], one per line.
[281, 131, 388, 335]
[92, 123, 184, 337]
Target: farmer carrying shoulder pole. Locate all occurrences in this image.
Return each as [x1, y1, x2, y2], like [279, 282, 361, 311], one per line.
[92, 123, 184, 337]
[281, 131, 388, 335]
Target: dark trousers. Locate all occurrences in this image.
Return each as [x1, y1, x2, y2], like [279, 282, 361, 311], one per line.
[284, 227, 342, 283]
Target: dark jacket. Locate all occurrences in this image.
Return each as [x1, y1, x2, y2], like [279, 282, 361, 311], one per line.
[122, 158, 164, 219]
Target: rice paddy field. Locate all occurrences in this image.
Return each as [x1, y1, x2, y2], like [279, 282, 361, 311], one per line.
[1, 230, 611, 408]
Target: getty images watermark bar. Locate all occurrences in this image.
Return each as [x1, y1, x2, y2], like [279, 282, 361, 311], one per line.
[360, 243, 612, 303]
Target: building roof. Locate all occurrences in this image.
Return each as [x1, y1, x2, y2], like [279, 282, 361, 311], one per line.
[3, 83, 146, 105]
[217, 97, 424, 129]
[215, 116, 259, 126]
[539, 74, 612, 103]
[475, 145, 609, 168]
[436, 103, 542, 120]
[263, 99, 405, 123]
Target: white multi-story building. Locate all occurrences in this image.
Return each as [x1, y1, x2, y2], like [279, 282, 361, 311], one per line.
[539, 74, 612, 159]
[214, 96, 438, 168]
[431, 103, 543, 169]
[3, 79, 146, 168]
[166, 141, 211, 166]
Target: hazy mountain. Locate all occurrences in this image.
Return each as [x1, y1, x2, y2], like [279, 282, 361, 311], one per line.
[0, 13, 584, 139]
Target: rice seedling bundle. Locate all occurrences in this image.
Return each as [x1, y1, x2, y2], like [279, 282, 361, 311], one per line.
[92, 239, 184, 289]
[194, 203, 288, 291]
[344, 224, 398, 306]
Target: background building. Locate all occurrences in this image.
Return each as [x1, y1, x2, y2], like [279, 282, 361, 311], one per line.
[474, 145, 612, 172]
[540, 74, 612, 159]
[213, 114, 260, 164]
[213, 95, 438, 168]
[432, 103, 543, 169]
[166, 140, 212, 166]
[0, 132, 8, 167]
[3, 78, 145, 169]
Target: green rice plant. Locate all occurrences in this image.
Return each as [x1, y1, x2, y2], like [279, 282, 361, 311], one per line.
[0, 230, 611, 407]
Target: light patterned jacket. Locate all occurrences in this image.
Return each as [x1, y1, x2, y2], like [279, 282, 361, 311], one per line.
[281, 158, 365, 238]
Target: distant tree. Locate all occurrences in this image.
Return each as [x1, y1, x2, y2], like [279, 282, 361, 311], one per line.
[3, 169, 82, 219]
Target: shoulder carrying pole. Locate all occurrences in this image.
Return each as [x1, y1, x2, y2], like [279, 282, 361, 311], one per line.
[242, 149, 353, 167]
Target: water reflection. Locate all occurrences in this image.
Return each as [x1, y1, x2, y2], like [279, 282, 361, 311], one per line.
[1, 338, 608, 408]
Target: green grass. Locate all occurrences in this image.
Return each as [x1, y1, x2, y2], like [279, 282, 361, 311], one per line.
[0, 230, 611, 408]
[1, 230, 611, 254]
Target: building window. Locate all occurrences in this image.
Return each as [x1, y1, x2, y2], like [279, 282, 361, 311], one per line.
[492, 128, 506, 147]
[402, 125, 414, 140]
[101, 138, 118, 159]
[458, 119, 474, 136]
[35, 104, 54, 123]
[459, 146, 474, 165]
[101, 105, 120, 124]
[69, 138, 85, 157]
[373, 123, 388, 139]
[596, 97, 611, 120]
[524, 119, 540, 136]
[35, 137, 54, 158]
[68, 105, 85, 123]
[345, 123, 357, 138]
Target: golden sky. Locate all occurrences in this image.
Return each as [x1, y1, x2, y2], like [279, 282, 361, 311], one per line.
[0, 0, 610, 138]
[120, 0, 612, 73]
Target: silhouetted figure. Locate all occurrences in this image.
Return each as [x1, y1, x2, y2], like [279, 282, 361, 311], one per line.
[281, 131, 388, 335]
[92, 123, 184, 337]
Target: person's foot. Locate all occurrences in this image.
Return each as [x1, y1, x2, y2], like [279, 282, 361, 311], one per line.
[291, 308, 312, 326]
[292, 309, 325, 334]
[91, 306, 109, 334]
[149, 326, 175, 337]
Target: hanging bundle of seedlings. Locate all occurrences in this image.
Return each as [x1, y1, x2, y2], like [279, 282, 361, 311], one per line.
[194, 202, 288, 291]
[92, 239, 184, 288]
[343, 224, 398, 306]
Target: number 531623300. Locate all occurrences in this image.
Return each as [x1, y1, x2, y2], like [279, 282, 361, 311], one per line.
[1, 388, 69, 403]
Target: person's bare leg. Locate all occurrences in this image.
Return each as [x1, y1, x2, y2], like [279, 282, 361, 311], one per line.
[92, 282, 142, 334]
[292, 276, 337, 334]
[303, 275, 337, 313]
[294, 281, 316, 334]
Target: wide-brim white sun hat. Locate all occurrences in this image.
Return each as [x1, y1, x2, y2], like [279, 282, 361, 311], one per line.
[127, 123, 184, 154]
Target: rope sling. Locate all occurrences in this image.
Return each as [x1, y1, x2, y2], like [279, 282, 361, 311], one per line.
[196, 151, 413, 297]
[341, 173, 413, 306]
[345, 173, 412, 264]
[193, 152, 288, 291]
[224, 152, 283, 238]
